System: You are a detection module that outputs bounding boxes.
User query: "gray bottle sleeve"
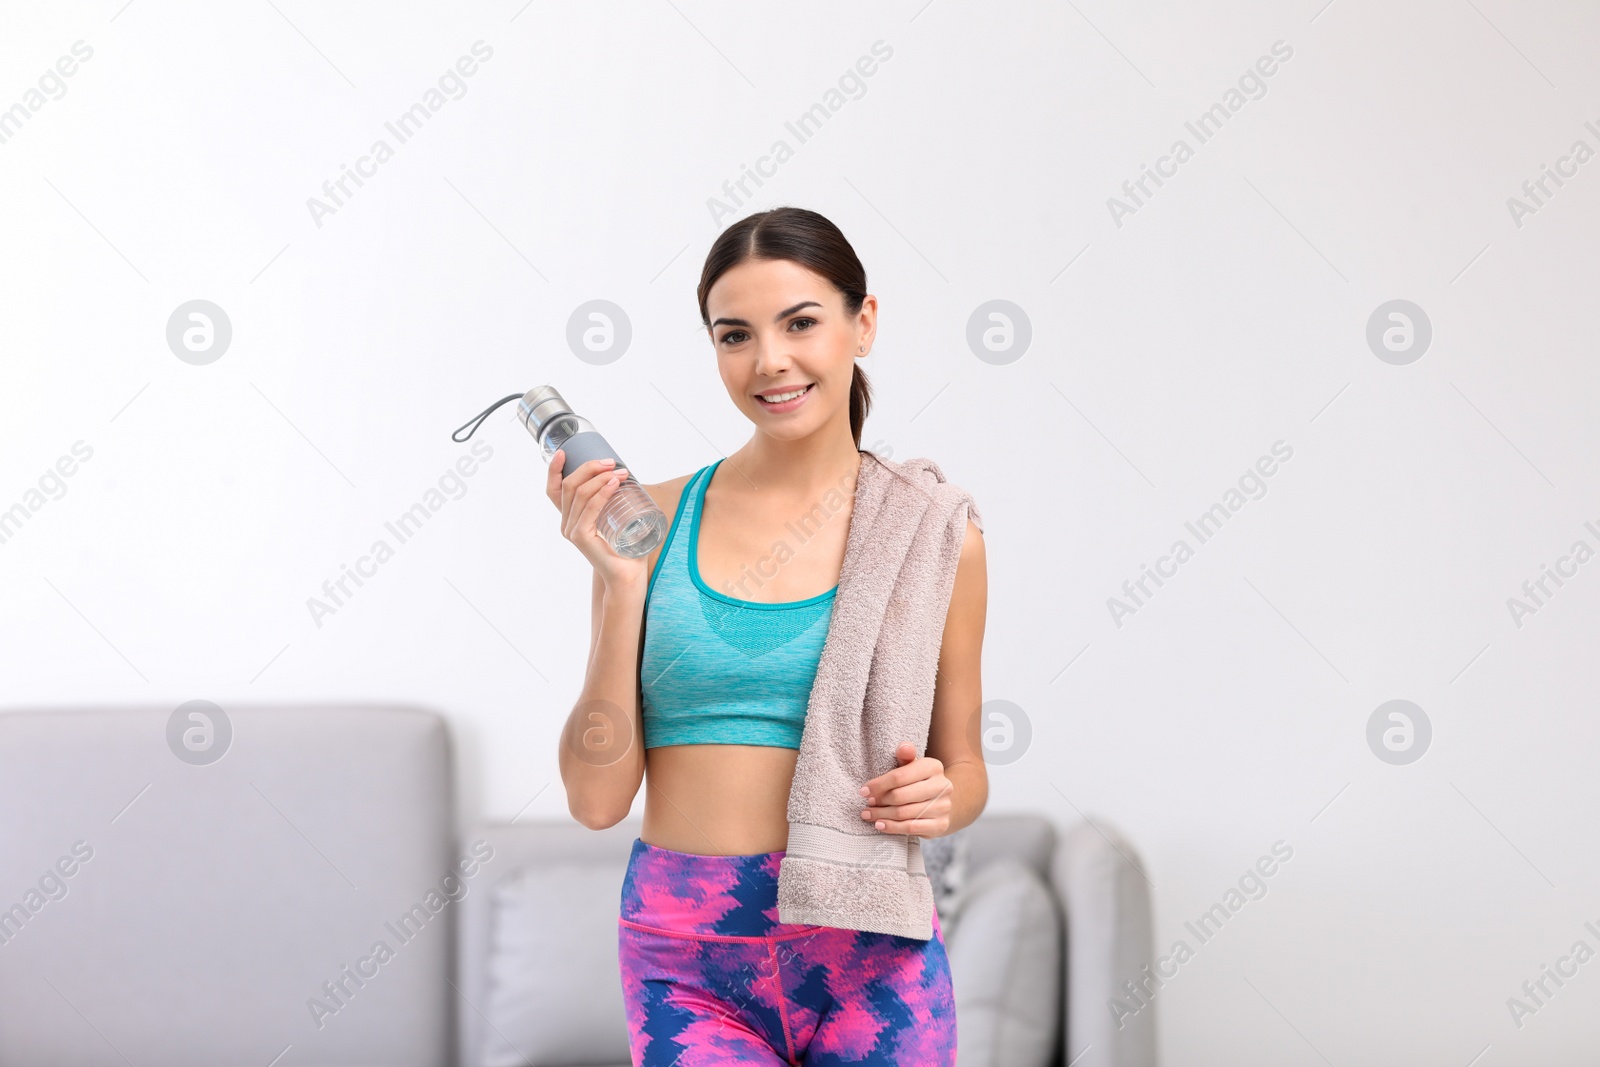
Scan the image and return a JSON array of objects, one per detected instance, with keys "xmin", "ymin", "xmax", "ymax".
[{"xmin": 556, "ymin": 430, "xmax": 627, "ymax": 478}]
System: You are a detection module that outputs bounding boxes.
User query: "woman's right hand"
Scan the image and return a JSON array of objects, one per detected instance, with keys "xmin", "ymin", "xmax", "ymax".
[{"xmin": 545, "ymin": 448, "xmax": 650, "ymax": 591}]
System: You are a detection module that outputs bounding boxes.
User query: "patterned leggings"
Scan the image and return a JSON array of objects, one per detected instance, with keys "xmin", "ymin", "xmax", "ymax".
[{"xmin": 617, "ymin": 837, "xmax": 957, "ymax": 1065}]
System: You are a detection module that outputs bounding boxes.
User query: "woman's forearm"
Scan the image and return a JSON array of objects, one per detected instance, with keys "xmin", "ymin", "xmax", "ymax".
[{"xmin": 560, "ymin": 575, "xmax": 648, "ymax": 828}]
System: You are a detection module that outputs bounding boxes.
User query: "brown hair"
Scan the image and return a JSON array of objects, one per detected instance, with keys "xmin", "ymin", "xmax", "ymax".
[{"xmin": 697, "ymin": 207, "xmax": 874, "ymax": 449}]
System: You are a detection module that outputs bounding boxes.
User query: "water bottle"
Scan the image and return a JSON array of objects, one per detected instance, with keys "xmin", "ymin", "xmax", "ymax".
[{"xmin": 517, "ymin": 386, "xmax": 668, "ymax": 559}]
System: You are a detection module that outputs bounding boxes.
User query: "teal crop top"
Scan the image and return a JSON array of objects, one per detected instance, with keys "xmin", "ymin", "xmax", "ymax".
[{"xmin": 639, "ymin": 457, "xmax": 837, "ymax": 749}]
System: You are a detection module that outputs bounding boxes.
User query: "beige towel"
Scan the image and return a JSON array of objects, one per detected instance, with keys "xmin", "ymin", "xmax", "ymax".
[{"xmin": 778, "ymin": 448, "xmax": 983, "ymax": 940}]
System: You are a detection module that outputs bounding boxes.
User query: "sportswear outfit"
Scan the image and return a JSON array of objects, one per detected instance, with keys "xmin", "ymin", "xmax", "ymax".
[{"xmin": 618, "ymin": 457, "xmax": 957, "ymax": 1065}]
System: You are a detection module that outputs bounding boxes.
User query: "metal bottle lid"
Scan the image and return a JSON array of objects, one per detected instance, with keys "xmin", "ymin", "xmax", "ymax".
[{"xmin": 517, "ymin": 386, "xmax": 572, "ymax": 437}]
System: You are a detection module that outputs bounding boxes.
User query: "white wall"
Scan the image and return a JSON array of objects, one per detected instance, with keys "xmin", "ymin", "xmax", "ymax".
[{"xmin": 3, "ymin": 1, "xmax": 1598, "ymax": 1063}]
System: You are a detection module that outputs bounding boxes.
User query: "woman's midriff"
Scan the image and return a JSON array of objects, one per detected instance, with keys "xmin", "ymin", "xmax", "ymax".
[{"xmin": 640, "ymin": 744, "xmax": 800, "ymax": 855}]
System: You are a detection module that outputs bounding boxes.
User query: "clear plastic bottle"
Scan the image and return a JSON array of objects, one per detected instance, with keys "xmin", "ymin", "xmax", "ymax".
[{"xmin": 518, "ymin": 385, "xmax": 667, "ymax": 559}]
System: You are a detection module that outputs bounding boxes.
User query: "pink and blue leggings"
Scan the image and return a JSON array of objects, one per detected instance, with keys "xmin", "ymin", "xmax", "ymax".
[{"xmin": 617, "ymin": 837, "xmax": 957, "ymax": 1065}]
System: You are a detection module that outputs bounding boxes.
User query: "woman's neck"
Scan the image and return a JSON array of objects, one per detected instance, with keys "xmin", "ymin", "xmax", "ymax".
[{"xmin": 727, "ymin": 433, "xmax": 862, "ymax": 497}]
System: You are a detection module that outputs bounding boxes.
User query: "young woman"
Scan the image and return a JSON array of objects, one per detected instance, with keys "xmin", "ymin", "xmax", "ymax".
[{"xmin": 546, "ymin": 206, "xmax": 987, "ymax": 1066}]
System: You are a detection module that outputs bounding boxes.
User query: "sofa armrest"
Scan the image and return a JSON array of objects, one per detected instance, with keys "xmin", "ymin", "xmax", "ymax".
[{"xmin": 1050, "ymin": 816, "xmax": 1160, "ymax": 1067}]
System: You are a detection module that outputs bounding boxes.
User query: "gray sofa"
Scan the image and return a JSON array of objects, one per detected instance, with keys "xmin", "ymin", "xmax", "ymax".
[{"xmin": 0, "ymin": 705, "xmax": 1158, "ymax": 1066}]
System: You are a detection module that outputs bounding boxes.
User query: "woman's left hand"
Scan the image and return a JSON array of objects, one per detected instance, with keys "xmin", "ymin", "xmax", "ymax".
[{"xmin": 859, "ymin": 741, "xmax": 953, "ymax": 837}]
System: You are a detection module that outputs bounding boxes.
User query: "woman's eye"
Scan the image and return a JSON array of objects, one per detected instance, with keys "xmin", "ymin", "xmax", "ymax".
[{"xmin": 719, "ymin": 319, "xmax": 814, "ymax": 344}]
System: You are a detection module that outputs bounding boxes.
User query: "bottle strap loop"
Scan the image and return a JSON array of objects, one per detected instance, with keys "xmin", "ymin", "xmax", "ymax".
[{"xmin": 451, "ymin": 393, "xmax": 524, "ymax": 442}]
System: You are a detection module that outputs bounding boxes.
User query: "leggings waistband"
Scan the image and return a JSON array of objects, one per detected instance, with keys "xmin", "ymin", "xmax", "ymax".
[{"xmin": 619, "ymin": 837, "xmax": 822, "ymax": 939}]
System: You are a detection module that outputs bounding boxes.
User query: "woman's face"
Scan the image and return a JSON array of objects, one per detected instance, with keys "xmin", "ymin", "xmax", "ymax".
[{"xmin": 704, "ymin": 257, "xmax": 874, "ymax": 441}]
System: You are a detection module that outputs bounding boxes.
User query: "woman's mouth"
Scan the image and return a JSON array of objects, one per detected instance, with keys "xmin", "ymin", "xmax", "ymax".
[{"xmin": 754, "ymin": 383, "xmax": 814, "ymax": 413}]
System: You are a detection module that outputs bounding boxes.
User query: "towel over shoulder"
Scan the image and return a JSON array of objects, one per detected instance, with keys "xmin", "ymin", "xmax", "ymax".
[{"xmin": 778, "ymin": 448, "xmax": 983, "ymax": 940}]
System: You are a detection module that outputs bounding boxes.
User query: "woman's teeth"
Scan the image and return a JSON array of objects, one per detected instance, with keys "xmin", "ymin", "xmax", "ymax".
[{"xmin": 758, "ymin": 385, "xmax": 811, "ymax": 404}]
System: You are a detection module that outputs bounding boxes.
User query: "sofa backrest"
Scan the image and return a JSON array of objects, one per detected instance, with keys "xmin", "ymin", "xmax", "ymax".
[
  {"xmin": 0, "ymin": 705, "xmax": 457, "ymax": 1067},
  {"xmin": 967, "ymin": 810, "xmax": 1057, "ymax": 881}
]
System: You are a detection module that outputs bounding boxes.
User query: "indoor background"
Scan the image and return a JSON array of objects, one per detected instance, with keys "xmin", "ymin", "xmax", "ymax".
[{"xmin": 2, "ymin": 1, "xmax": 1597, "ymax": 1063}]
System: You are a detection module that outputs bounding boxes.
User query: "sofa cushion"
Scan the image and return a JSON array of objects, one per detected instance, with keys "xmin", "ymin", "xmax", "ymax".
[
  {"xmin": 922, "ymin": 829, "xmax": 971, "ymax": 938},
  {"xmin": 947, "ymin": 857, "xmax": 1063, "ymax": 1067},
  {"xmin": 480, "ymin": 861, "xmax": 632, "ymax": 1066}
]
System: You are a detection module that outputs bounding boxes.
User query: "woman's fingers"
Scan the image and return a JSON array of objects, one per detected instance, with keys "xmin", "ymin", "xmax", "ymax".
[
  {"xmin": 543, "ymin": 448, "xmax": 567, "ymax": 506},
  {"xmin": 555, "ymin": 458, "xmax": 618, "ymax": 530},
  {"xmin": 548, "ymin": 454, "xmax": 610, "ymax": 508},
  {"xmin": 868, "ymin": 817, "xmax": 946, "ymax": 836},
  {"xmin": 859, "ymin": 753, "xmax": 940, "ymax": 804},
  {"xmin": 862, "ymin": 800, "xmax": 948, "ymax": 824},
  {"xmin": 559, "ymin": 457, "xmax": 615, "ymax": 506},
  {"xmin": 861, "ymin": 788, "xmax": 951, "ymax": 826},
  {"xmin": 863, "ymin": 777, "xmax": 949, "ymax": 809},
  {"xmin": 573, "ymin": 466, "xmax": 628, "ymax": 541},
  {"xmin": 861, "ymin": 773, "xmax": 952, "ymax": 831}
]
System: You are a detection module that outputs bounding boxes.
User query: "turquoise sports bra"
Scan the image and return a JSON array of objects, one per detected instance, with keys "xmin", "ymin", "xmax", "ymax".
[{"xmin": 639, "ymin": 458, "xmax": 837, "ymax": 749}]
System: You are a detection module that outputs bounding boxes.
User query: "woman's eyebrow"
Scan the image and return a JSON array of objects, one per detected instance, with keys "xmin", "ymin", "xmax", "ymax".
[{"xmin": 711, "ymin": 300, "xmax": 822, "ymax": 329}]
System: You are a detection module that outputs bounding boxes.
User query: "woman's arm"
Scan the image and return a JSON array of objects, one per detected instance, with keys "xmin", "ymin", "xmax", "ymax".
[
  {"xmin": 926, "ymin": 517, "xmax": 989, "ymax": 833},
  {"xmin": 560, "ymin": 566, "xmax": 649, "ymax": 829},
  {"xmin": 859, "ymin": 516, "xmax": 989, "ymax": 836}
]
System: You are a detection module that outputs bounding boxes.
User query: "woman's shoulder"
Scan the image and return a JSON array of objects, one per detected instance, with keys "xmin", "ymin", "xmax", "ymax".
[{"xmin": 639, "ymin": 465, "xmax": 705, "ymax": 519}]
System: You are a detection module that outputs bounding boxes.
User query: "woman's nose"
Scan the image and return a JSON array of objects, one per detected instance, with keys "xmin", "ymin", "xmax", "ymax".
[{"xmin": 752, "ymin": 341, "xmax": 794, "ymax": 375}]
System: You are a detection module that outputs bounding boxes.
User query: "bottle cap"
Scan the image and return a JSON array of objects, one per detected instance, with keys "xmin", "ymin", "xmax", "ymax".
[{"xmin": 517, "ymin": 386, "xmax": 571, "ymax": 437}]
